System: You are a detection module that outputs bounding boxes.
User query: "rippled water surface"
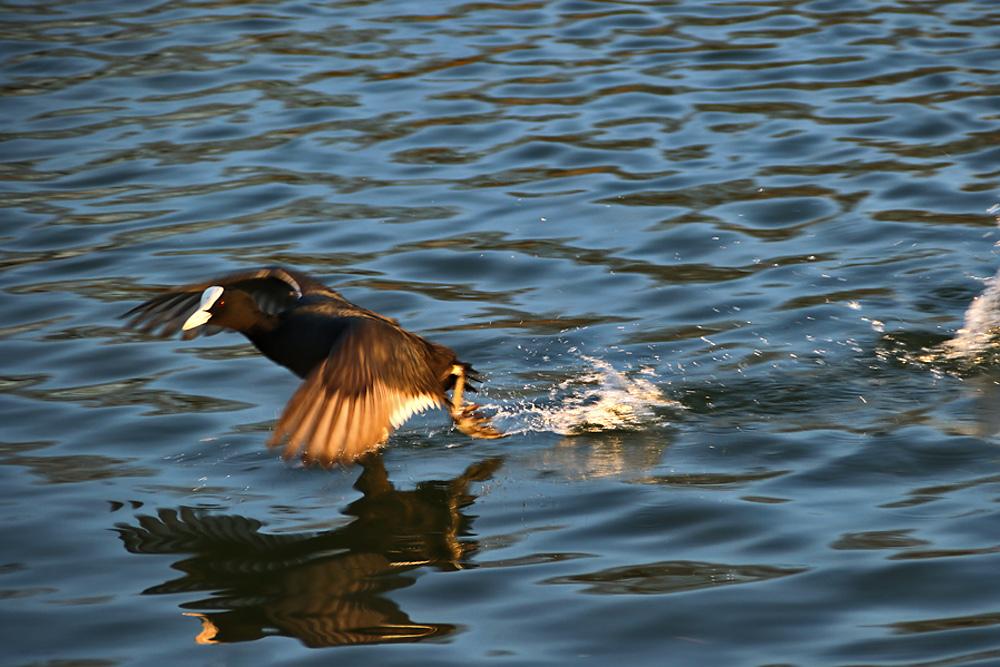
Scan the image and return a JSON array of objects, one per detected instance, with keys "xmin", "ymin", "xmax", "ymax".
[{"xmin": 3, "ymin": 0, "xmax": 1000, "ymax": 664}]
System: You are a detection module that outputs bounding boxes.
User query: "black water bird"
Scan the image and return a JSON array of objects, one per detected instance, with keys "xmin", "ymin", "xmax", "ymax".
[{"xmin": 122, "ymin": 266, "xmax": 503, "ymax": 466}]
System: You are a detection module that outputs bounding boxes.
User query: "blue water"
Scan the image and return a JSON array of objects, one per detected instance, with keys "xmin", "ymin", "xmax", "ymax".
[{"xmin": 3, "ymin": 0, "xmax": 1000, "ymax": 665}]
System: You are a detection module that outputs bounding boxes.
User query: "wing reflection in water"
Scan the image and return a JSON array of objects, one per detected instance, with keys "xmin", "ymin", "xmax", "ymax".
[{"xmin": 114, "ymin": 455, "xmax": 502, "ymax": 647}]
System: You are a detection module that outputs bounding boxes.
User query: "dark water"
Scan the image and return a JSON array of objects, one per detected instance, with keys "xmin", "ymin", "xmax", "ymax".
[{"xmin": 3, "ymin": 0, "xmax": 1000, "ymax": 664}]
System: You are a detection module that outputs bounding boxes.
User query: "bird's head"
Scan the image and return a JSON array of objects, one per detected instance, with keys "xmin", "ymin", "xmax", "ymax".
[{"xmin": 182, "ymin": 286, "xmax": 262, "ymax": 332}]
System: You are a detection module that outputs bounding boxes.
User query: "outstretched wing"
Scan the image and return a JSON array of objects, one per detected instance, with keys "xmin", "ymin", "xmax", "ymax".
[
  {"xmin": 120, "ymin": 266, "xmax": 329, "ymax": 339},
  {"xmin": 266, "ymin": 318, "xmax": 446, "ymax": 466}
]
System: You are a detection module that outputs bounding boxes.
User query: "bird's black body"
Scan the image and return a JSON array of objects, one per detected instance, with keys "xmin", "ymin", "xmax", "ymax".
[{"xmin": 122, "ymin": 266, "xmax": 502, "ymax": 466}]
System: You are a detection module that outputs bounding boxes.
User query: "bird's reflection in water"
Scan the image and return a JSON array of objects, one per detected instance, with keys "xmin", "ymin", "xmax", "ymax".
[{"xmin": 115, "ymin": 455, "xmax": 502, "ymax": 647}]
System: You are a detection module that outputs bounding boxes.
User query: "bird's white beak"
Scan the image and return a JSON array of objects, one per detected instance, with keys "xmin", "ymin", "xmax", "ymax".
[{"xmin": 182, "ymin": 286, "xmax": 224, "ymax": 330}]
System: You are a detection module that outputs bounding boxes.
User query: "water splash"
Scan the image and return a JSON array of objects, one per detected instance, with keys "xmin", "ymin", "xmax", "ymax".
[
  {"xmin": 491, "ymin": 355, "xmax": 676, "ymax": 436},
  {"xmin": 928, "ymin": 206, "xmax": 1000, "ymax": 364},
  {"xmin": 938, "ymin": 270, "xmax": 1000, "ymax": 361}
]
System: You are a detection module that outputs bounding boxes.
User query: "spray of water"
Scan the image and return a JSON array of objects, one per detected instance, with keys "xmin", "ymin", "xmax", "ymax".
[
  {"xmin": 489, "ymin": 355, "xmax": 676, "ymax": 436},
  {"xmin": 936, "ymin": 204, "xmax": 1000, "ymax": 363},
  {"xmin": 940, "ymin": 271, "xmax": 1000, "ymax": 360}
]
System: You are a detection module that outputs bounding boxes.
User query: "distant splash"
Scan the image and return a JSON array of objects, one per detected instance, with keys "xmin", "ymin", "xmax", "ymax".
[
  {"xmin": 902, "ymin": 206, "xmax": 1000, "ymax": 367},
  {"xmin": 489, "ymin": 355, "xmax": 676, "ymax": 436},
  {"xmin": 938, "ymin": 268, "xmax": 1000, "ymax": 361}
]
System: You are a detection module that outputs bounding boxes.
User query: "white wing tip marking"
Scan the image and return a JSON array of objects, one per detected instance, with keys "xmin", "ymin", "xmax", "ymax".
[{"xmin": 390, "ymin": 393, "xmax": 441, "ymax": 428}]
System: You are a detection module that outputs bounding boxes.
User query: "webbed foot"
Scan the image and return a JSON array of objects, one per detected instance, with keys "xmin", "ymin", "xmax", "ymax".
[{"xmin": 453, "ymin": 403, "xmax": 504, "ymax": 439}]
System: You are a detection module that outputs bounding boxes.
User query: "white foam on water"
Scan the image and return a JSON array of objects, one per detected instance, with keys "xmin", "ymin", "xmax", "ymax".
[
  {"xmin": 939, "ymin": 208, "xmax": 1000, "ymax": 360},
  {"xmin": 941, "ymin": 270, "xmax": 1000, "ymax": 359},
  {"xmin": 490, "ymin": 355, "xmax": 676, "ymax": 436}
]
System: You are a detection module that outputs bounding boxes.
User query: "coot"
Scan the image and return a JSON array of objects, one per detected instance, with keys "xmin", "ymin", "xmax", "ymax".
[{"xmin": 122, "ymin": 266, "xmax": 503, "ymax": 466}]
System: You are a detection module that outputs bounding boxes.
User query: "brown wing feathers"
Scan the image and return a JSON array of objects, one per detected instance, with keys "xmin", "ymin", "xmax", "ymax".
[{"xmin": 266, "ymin": 319, "xmax": 445, "ymax": 465}]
